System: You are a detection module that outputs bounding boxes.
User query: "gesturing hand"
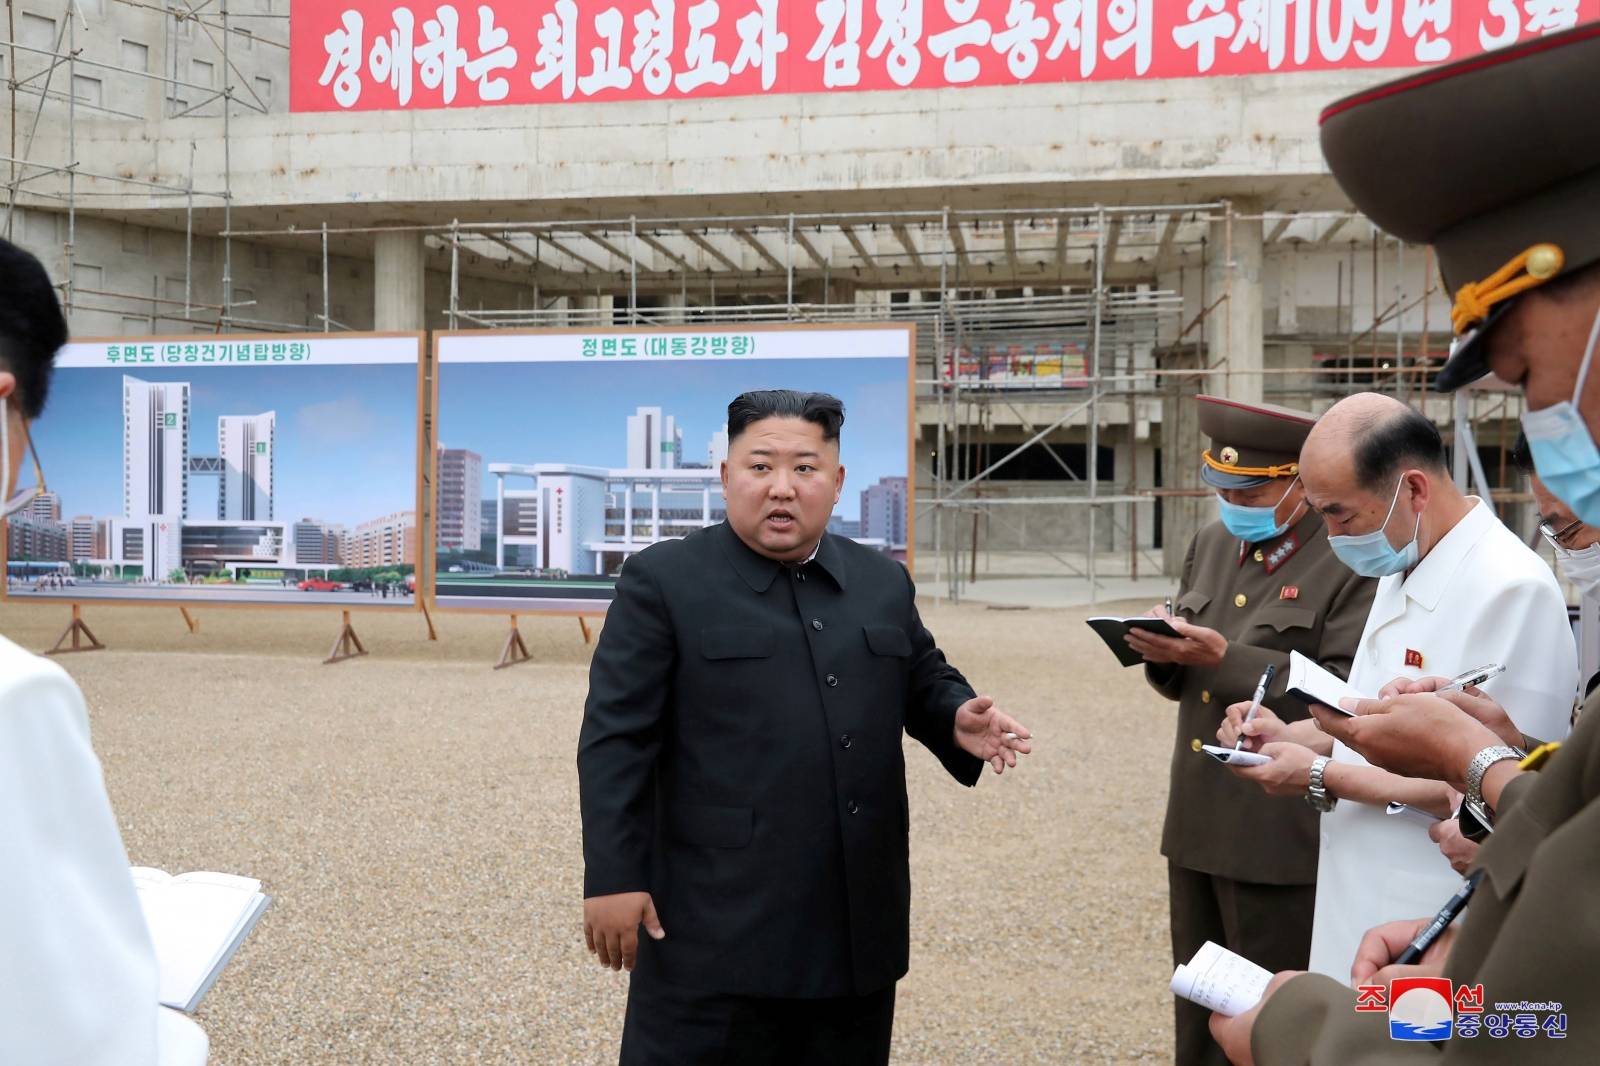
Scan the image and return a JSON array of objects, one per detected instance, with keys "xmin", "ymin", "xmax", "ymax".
[
  {"xmin": 584, "ymin": 891, "xmax": 665, "ymax": 972},
  {"xmin": 953, "ymin": 696, "xmax": 1033, "ymax": 775}
]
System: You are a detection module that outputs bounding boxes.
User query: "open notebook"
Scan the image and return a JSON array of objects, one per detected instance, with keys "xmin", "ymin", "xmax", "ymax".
[{"xmin": 131, "ymin": 867, "xmax": 271, "ymax": 1013}]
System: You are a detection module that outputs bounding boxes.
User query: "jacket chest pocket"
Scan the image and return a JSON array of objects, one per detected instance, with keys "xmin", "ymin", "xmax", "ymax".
[
  {"xmin": 1248, "ymin": 605, "xmax": 1317, "ymax": 650},
  {"xmin": 1176, "ymin": 590, "xmax": 1212, "ymax": 618},
  {"xmin": 863, "ymin": 625, "xmax": 912, "ymax": 658},
  {"xmin": 860, "ymin": 626, "xmax": 913, "ymax": 713},
  {"xmin": 701, "ymin": 625, "xmax": 775, "ymax": 661}
]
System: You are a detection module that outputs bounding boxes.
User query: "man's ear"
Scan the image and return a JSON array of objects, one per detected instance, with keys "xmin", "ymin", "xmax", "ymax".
[
  {"xmin": 1407, "ymin": 469, "xmax": 1431, "ymax": 514},
  {"xmin": 0, "ymin": 370, "xmax": 15, "ymax": 401},
  {"xmin": 833, "ymin": 462, "xmax": 846, "ymax": 505}
]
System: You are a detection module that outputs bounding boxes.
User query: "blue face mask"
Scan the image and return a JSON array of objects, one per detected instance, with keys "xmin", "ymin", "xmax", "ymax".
[
  {"xmin": 1523, "ymin": 306, "xmax": 1600, "ymax": 525},
  {"xmin": 1328, "ymin": 475, "xmax": 1421, "ymax": 578},
  {"xmin": 1216, "ymin": 478, "xmax": 1299, "ymax": 543}
]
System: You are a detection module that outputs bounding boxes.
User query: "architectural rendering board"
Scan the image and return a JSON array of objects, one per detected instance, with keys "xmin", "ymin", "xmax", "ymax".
[
  {"xmin": 2, "ymin": 333, "xmax": 426, "ymax": 610},
  {"xmin": 431, "ymin": 324, "xmax": 914, "ymax": 614}
]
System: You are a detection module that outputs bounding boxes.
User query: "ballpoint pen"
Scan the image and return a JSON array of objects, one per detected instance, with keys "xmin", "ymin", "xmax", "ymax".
[
  {"xmin": 1438, "ymin": 664, "xmax": 1506, "ymax": 693},
  {"xmin": 1235, "ymin": 663, "xmax": 1276, "ymax": 750}
]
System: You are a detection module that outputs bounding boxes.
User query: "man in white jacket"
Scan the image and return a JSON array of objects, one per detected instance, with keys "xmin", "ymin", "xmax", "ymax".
[
  {"xmin": 0, "ymin": 237, "xmax": 206, "ymax": 1065},
  {"xmin": 1219, "ymin": 392, "xmax": 1576, "ymax": 980}
]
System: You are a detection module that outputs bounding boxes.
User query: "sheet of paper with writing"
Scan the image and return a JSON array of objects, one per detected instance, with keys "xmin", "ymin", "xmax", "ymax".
[{"xmin": 1170, "ymin": 941, "xmax": 1274, "ymax": 1017}]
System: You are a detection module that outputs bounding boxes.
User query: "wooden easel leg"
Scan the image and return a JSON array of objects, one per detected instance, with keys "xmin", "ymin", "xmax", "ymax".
[
  {"xmin": 323, "ymin": 610, "xmax": 369, "ymax": 665},
  {"xmin": 577, "ymin": 616, "xmax": 592, "ymax": 645},
  {"xmin": 45, "ymin": 604, "xmax": 106, "ymax": 656},
  {"xmin": 495, "ymin": 614, "xmax": 533, "ymax": 670},
  {"xmin": 180, "ymin": 607, "xmax": 199, "ymax": 634},
  {"xmin": 420, "ymin": 598, "xmax": 438, "ymax": 641}
]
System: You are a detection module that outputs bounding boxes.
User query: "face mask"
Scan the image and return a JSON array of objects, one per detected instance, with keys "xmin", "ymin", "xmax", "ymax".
[
  {"xmin": 1216, "ymin": 478, "xmax": 1299, "ymax": 543},
  {"xmin": 1555, "ymin": 541, "xmax": 1600, "ymax": 601},
  {"xmin": 1328, "ymin": 475, "xmax": 1422, "ymax": 578},
  {"xmin": 1523, "ymin": 306, "xmax": 1600, "ymax": 525}
]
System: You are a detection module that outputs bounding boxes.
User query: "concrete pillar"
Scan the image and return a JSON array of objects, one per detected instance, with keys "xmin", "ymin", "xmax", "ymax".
[
  {"xmin": 1207, "ymin": 199, "xmax": 1265, "ymax": 404},
  {"xmin": 374, "ymin": 229, "xmax": 426, "ymax": 332}
]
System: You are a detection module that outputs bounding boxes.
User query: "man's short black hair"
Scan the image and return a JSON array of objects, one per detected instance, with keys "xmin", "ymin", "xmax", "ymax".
[
  {"xmin": 1351, "ymin": 405, "xmax": 1449, "ymax": 491},
  {"xmin": 727, "ymin": 390, "xmax": 845, "ymax": 444},
  {"xmin": 0, "ymin": 238, "xmax": 67, "ymax": 419}
]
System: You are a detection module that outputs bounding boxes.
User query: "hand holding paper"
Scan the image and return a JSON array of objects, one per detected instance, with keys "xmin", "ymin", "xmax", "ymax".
[{"xmin": 1170, "ymin": 941, "xmax": 1274, "ymax": 1017}]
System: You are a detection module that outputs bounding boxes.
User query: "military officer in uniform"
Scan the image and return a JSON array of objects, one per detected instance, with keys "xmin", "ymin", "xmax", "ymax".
[
  {"xmin": 1209, "ymin": 23, "xmax": 1600, "ymax": 1064},
  {"xmin": 1129, "ymin": 394, "xmax": 1378, "ymax": 1066},
  {"xmin": 577, "ymin": 389, "xmax": 1032, "ymax": 1065}
]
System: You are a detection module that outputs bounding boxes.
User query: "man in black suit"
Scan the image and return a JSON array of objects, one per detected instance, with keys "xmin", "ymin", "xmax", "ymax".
[{"xmin": 578, "ymin": 389, "xmax": 1032, "ymax": 1065}]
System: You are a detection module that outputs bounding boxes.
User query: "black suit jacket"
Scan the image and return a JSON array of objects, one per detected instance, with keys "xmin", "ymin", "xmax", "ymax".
[{"xmin": 578, "ymin": 521, "xmax": 983, "ymax": 998}]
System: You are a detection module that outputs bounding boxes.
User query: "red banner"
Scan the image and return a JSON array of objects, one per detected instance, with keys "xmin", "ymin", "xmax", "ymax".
[{"xmin": 289, "ymin": 0, "xmax": 1599, "ymax": 112}]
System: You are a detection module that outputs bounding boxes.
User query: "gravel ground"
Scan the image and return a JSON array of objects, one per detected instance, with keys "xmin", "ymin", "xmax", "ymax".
[{"xmin": 0, "ymin": 596, "xmax": 1176, "ymax": 1065}]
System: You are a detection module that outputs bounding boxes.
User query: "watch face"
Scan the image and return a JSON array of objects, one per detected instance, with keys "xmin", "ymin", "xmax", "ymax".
[{"xmin": 1459, "ymin": 802, "xmax": 1492, "ymax": 843}]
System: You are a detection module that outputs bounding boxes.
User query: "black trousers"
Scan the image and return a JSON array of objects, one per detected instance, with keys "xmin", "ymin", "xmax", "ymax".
[
  {"xmin": 619, "ymin": 970, "xmax": 896, "ymax": 1066},
  {"xmin": 1168, "ymin": 862, "xmax": 1317, "ymax": 1066}
]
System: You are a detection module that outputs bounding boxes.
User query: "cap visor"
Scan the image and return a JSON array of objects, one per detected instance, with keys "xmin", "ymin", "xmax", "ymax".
[
  {"xmin": 1200, "ymin": 466, "xmax": 1273, "ymax": 490},
  {"xmin": 1433, "ymin": 303, "xmax": 1510, "ymax": 392}
]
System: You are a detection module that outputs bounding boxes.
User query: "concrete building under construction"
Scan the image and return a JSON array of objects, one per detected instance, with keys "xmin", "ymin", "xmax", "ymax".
[{"xmin": 4, "ymin": 1, "xmax": 1556, "ymax": 597}]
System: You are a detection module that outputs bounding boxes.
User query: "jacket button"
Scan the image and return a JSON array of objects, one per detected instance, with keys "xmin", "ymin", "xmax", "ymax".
[
  {"xmin": 846, "ymin": 800, "xmax": 859, "ymax": 814},
  {"xmin": 826, "ymin": 674, "xmax": 839, "ymax": 687},
  {"xmin": 1253, "ymin": 549, "xmax": 1265, "ymax": 562},
  {"xmin": 1201, "ymin": 690, "xmax": 1211, "ymax": 704},
  {"xmin": 840, "ymin": 733, "xmax": 852, "ymax": 749},
  {"xmin": 812, "ymin": 619, "xmax": 824, "ymax": 631},
  {"xmin": 1234, "ymin": 593, "xmax": 1248, "ymax": 608}
]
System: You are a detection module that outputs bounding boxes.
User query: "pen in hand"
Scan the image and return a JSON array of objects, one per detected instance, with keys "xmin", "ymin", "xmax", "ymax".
[
  {"xmin": 1393, "ymin": 869, "xmax": 1483, "ymax": 965},
  {"xmin": 1235, "ymin": 663, "xmax": 1277, "ymax": 751},
  {"xmin": 1437, "ymin": 663, "xmax": 1506, "ymax": 694}
]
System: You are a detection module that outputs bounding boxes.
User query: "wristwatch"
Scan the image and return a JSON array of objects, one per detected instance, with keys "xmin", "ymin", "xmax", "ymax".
[
  {"xmin": 1305, "ymin": 755, "xmax": 1338, "ymax": 813},
  {"xmin": 1460, "ymin": 745, "xmax": 1525, "ymax": 842}
]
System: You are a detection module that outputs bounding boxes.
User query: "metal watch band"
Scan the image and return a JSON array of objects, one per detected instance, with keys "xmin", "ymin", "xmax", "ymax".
[
  {"xmin": 1463, "ymin": 745, "xmax": 1525, "ymax": 824},
  {"xmin": 1306, "ymin": 755, "xmax": 1337, "ymax": 812}
]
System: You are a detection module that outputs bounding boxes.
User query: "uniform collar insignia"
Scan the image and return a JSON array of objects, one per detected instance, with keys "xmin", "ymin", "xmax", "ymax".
[{"xmin": 1263, "ymin": 532, "xmax": 1302, "ymax": 575}]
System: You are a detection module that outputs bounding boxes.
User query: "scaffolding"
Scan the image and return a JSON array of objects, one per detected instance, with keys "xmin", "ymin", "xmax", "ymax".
[
  {"xmin": 3, "ymin": 2, "xmax": 1533, "ymax": 598},
  {"xmin": 220, "ymin": 204, "xmax": 1529, "ymax": 601},
  {"xmin": 3, "ymin": 0, "xmax": 285, "ymax": 329}
]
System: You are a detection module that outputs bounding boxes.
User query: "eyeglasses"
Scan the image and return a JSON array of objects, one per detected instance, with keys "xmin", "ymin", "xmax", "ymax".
[{"xmin": 1539, "ymin": 517, "xmax": 1587, "ymax": 550}]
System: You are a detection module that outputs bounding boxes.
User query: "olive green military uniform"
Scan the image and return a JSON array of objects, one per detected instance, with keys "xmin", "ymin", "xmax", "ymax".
[
  {"xmin": 1254, "ymin": 688, "xmax": 1599, "ymax": 1064},
  {"xmin": 1248, "ymin": 20, "xmax": 1600, "ymax": 1065},
  {"xmin": 1150, "ymin": 396, "xmax": 1379, "ymax": 1066}
]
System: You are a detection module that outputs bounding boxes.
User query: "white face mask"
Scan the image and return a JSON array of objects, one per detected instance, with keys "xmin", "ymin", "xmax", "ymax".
[{"xmin": 1555, "ymin": 541, "xmax": 1600, "ymax": 601}]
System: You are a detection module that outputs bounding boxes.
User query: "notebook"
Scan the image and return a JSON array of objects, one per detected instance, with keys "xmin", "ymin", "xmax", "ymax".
[
  {"xmin": 1283, "ymin": 650, "xmax": 1365, "ymax": 715},
  {"xmin": 131, "ymin": 867, "xmax": 271, "ymax": 1013},
  {"xmin": 1085, "ymin": 616, "xmax": 1182, "ymax": 668},
  {"xmin": 1198, "ymin": 744, "xmax": 1272, "ymax": 767}
]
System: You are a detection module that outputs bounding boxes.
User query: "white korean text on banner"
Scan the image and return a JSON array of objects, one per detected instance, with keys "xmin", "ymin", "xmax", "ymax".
[{"xmin": 292, "ymin": 0, "xmax": 1598, "ymax": 112}]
